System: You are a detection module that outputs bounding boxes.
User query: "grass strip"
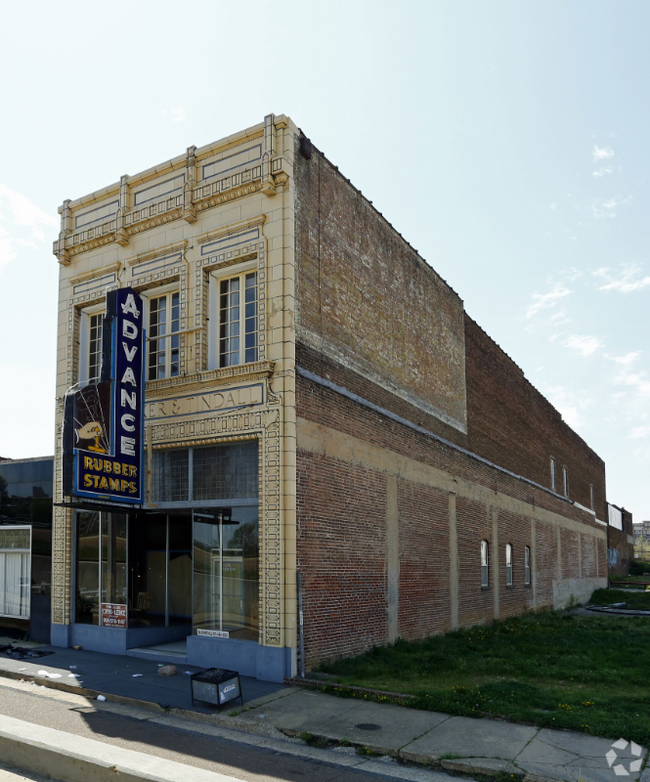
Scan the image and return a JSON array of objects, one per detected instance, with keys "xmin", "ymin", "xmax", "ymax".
[
  {"xmin": 316, "ymin": 610, "xmax": 650, "ymax": 746},
  {"xmin": 589, "ymin": 588, "xmax": 650, "ymax": 610}
]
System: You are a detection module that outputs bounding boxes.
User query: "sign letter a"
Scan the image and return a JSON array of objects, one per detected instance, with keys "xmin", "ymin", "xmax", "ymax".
[{"xmin": 121, "ymin": 293, "xmax": 141, "ymax": 319}]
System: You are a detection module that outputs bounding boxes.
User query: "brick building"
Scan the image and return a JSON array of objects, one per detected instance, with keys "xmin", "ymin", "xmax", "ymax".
[{"xmin": 51, "ymin": 114, "xmax": 608, "ymax": 681}]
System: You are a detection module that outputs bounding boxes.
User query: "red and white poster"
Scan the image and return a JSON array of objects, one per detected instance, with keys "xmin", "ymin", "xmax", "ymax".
[{"xmin": 101, "ymin": 603, "xmax": 127, "ymax": 629}]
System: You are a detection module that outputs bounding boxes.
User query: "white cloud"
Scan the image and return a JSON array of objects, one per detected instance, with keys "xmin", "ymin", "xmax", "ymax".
[
  {"xmin": 526, "ymin": 283, "xmax": 571, "ymax": 319},
  {"xmin": 592, "ymin": 167, "xmax": 614, "ymax": 178},
  {"xmin": 564, "ymin": 334, "xmax": 602, "ymax": 356},
  {"xmin": 0, "ymin": 363, "xmax": 56, "ymax": 457},
  {"xmin": 611, "ymin": 352, "xmax": 641, "ymax": 367},
  {"xmin": 162, "ymin": 106, "xmax": 186, "ymax": 123},
  {"xmin": 593, "ymin": 264, "xmax": 650, "ymax": 293},
  {"xmin": 593, "ymin": 145, "xmax": 614, "ymax": 160},
  {"xmin": 549, "ymin": 310, "xmax": 570, "ymax": 325},
  {"xmin": 0, "ymin": 184, "xmax": 57, "ymax": 272},
  {"xmin": 543, "ymin": 385, "xmax": 594, "ymax": 430},
  {"xmin": 590, "ymin": 195, "xmax": 631, "ymax": 219},
  {"xmin": 628, "ymin": 424, "xmax": 650, "ymax": 440},
  {"xmin": 619, "ymin": 372, "xmax": 650, "ymax": 398}
]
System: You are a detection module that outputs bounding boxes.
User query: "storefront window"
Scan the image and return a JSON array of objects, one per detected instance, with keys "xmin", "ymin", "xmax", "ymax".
[
  {"xmin": 152, "ymin": 450, "xmax": 189, "ymax": 503},
  {"xmin": 76, "ymin": 512, "xmax": 100, "ymax": 624},
  {"xmin": 101, "ymin": 514, "xmax": 127, "ymax": 607},
  {"xmin": 152, "ymin": 441, "xmax": 258, "ymax": 505},
  {"xmin": 193, "ymin": 506, "xmax": 259, "ymax": 641},
  {"xmin": 76, "ymin": 511, "xmax": 128, "ymax": 626},
  {"xmin": 0, "ymin": 526, "xmax": 31, "ymax": 619}
]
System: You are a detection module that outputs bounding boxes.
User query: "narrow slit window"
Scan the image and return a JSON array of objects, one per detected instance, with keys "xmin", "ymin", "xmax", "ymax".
[
  {"xmin": 481, "ymin": 540, "xmax": 489, "ymax": 588},
  {"xmin": 505, "ymin": 543, "xmax": 513, "ymax": 587},
  {"xmin": 550, "ymin": 457, "xmax": 556, "ymax": 491}
]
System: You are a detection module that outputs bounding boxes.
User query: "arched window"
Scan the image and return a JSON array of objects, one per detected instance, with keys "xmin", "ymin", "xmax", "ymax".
[
  {"xmin": 524, "ymin": 546, "xmax": 531, "ymax": 585},
  {"xmin": 505, "ymin": 543, "xmax": 513, "ymax": 587},
  {"xmin": 481, "ymin": 540, "xmax": 489, "ymax": 587}
]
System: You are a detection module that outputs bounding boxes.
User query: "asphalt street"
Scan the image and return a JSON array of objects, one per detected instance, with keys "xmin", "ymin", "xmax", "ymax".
[{"xmin": 0, "ymin": 677, "xmax": 458, "ymax": 782}]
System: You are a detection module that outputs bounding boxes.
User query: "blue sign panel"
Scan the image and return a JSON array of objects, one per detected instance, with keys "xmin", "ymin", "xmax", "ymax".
[{"xmin": 63, "ymin": 288, "xmax": 145, "ymax": 505}]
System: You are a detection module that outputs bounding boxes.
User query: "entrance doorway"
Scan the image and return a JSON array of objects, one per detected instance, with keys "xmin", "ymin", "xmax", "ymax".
[{"xmin": 128, "ymin": 513, "xmax": 192, "ymax": 629}]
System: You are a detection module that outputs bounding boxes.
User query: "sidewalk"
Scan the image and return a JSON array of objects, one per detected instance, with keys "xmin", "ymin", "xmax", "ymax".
[{"xmin": 0, "ymin": 638, "xmax": 647, "ymax": 782}]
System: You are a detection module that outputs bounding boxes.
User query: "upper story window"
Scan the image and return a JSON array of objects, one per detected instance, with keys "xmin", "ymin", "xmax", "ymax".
[
  {"xmin": 590, "ymin": 484, "xmax": 594, "ymax": 510},
  {"xmin": 550, "ymin": 457, "xmax": 556, "ymax": 491},
  {"xmin": 505, "ymin": 543, "xmax": 513, "ymax": 587},
  {"xmin": 219, "ymin": 272, "xmax": 258, "ymax": 367},
  {"xmin": 78, "ymin": 303, "xmax": 105, "ymax": 383},
  {"xmin": 208, "ymin": 262, "xmax": 259, "ymax": 370},
  {"xmin": 88, "ymin": 313, "xmax": 104, "ymax": 381},
  {"xmin": 147, "ymin": 290, "xmax": 180, "ymax": 380},
  {"xmin": 524, "ymin": 546, "xmax": 531, "ymax": 585},
  {"xmin": 562, "ymin": 466, "xmax": 569, "ymax": 497}
]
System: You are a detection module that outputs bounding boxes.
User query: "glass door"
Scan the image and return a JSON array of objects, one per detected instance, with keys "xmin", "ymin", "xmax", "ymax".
[{"xmin": 192, "ymin": 506, "xmax": 259, "ymax": 641}]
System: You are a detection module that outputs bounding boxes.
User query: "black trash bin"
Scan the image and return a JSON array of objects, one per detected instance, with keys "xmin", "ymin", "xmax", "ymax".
[{"xmin": 190, "ymin": 668, "xmax": 243, "ymax": 709}]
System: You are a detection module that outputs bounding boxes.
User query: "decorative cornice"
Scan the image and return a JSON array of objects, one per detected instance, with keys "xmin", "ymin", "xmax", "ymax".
[
  {"xmin": 67, "ymin": 232, "xmax": 117, "ymax": 258},
  {"xmin": 145, "ymin": 361, "xmax": 276, "ymax": 397},
  {"xmin": 70, "ymin": 262, "xmax": 122, "ymax": 287},
  {"xmin": 195, "ymin": 181, "xmax": 270, "ymax": 213},
  {"xmin": 196, "ymin": 215, "xmax": 267, "ymax": 246},
  {"xmin": 127, "ymin": 240, "xmax": 188, "ymax": 268},
  {"xmin": 126, "ymin": 208, "xmax": 184, "ymax": 237}
]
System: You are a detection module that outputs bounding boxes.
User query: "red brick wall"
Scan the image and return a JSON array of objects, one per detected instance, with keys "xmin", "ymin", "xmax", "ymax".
[
  {"xmin": 495, "ymin": 510, "xmax": 534, "ymax": 619},
  {"xmin": 294, "ymin": 141, "xmax": 467, "ymax": 434},
  {"xmin": 397, "ymin": 480, "xmax": 451, "ymax": 638},
  {"xmin": 465, "ymin": 316, "xmax": 607, "ymax": 519},
  {"xmin": 456, "ymin": 497, "xmax": 494, "ymax": 627},
  {"xmin": 296, "ymin": 371, "xmax": 606, "ymax": 668},
  {"xmin": 292, "ymin": 135, "xmax": 608, "ymax": 670},
  {"xmin": 297, "ymin": 449, "xmax": 388, "ymax": 669},
  {"xmin": 535, "ymin": 520, "xmax": 557, "ymax": 607}
]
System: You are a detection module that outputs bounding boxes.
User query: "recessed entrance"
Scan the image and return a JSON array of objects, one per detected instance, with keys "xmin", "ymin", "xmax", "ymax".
[{"xmin": 128, "ymin": 513, "xmax": 192, "ymax": 630}]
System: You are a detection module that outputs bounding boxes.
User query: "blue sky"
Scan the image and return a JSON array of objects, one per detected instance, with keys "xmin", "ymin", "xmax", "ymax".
[{"xmin": 1, "ymin": 1, "xmax": 648, "ymax": 521}]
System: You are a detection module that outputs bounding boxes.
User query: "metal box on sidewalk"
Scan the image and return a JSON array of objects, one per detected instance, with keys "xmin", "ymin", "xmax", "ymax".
[{"xmin": 190, "ymin": 668, "xmax": 243, "ymax": 709}]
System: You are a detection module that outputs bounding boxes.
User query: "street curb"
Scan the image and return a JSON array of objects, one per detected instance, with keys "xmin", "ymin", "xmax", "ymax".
[
  {"xmin": 0, "ymin": 713, "xmax": 240, "ymax": 782},
  {"xmin": 279, "ymin": 726, "xmax": 533, "ymax": 780}
]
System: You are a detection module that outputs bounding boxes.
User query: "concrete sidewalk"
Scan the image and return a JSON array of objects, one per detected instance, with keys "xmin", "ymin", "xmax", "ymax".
[
  {"xmin": 0, "ymin": 639, "xmax": 647, "ymax": 782},
  {"xmin": 237, "ymin": 687, "xmax": 648, "ymax": 782}
]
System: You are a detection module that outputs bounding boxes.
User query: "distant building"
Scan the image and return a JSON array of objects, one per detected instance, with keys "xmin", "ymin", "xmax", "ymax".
[
  {"xmin": 50, "ymin": 114, "xmax": 608, "ymax": 681},
  {"xmin": 633, "ymin": 521, "xmax": 650, "ymax": 560},
  {"xmin": 0, "ymin": 456, "xmax": 53, "ymax": 643}
]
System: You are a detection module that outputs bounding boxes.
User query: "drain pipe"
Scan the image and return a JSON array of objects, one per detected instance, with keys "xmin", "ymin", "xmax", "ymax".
[{"xmin": 297, "ymin": 571, "xmax": 305, "ymax": 678}]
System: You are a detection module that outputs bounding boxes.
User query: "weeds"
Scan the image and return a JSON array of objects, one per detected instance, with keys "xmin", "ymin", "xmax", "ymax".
[{"xmin": 316, "ymin": 610, "xmax": 650, "ymax": 746}]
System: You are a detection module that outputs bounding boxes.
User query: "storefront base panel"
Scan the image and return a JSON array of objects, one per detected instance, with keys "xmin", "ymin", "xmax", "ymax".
[
  {"xmin": 187, "ymin": 635, "xmax": 295, "ymax": 682},
  {"xmin": 30, "ymin": 596, "xmax": 52, "ymax": 644},
  {"xmin": 50, "ymin": 624, "xmax": 189, "ymax": 655}
]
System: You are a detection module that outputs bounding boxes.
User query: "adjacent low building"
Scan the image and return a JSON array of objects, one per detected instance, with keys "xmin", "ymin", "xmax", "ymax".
[
  {"xmin": 606, "ymin": 503, "xmax": 634, "ymax": 577},
  {"xmin": 51, "ymin": 114, "xmax": 608, "ymax": 681},
  {"xmin": 0, "ymin": 456, "xmax": 53, "ymax": 643}
]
